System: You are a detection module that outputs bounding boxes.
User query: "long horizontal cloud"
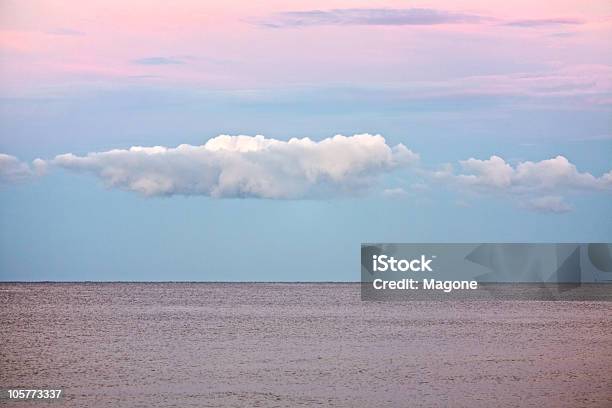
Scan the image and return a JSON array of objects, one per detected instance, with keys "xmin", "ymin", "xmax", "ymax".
[
  {"xmin": 0, "ymin": 154, "xmax": 46, "ymax": 183},
  {"xmin": 259, "ymin": 8, "xmax": 486, "ymax": 28},
  {"xmin": 52, "ymin": 134, "xmax": 418, "ymax": 199},
  {"xmin": 258, "ymin": 8, "xmax": 591, "ymax": 31},
  {"xmin": 505, "ymin": 18, "xmax": 584, "ymax": 28},
  {"xmin": 386, "ymin": 65, "xmax": 612, "ymax": 102},
  {"xmin": 132, "ymin": 57, "xmax": 185, "ymax": 65},
  {"xmin": 251, "ymin": 65, "xmax": 611, "ymax": 111},
  {"xmin": 4, "ymin": 136, "xmax": 610, "ymax": 213}
]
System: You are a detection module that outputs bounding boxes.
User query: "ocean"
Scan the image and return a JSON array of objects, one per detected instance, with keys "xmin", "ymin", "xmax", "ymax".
[{"xmin": 1, "ymin": 283, "xmax": 611, "ymax": 407}]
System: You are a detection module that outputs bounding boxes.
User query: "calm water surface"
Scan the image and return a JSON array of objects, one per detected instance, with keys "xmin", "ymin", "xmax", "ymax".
[{"xmin": 1, "ymin": 283, "xmax": 611, "ymax": 407}]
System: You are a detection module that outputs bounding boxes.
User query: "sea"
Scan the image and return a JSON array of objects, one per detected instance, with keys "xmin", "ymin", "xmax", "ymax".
[{"xmin": 1, "ymin": 283, "xmax": 611, "ymax": 407}]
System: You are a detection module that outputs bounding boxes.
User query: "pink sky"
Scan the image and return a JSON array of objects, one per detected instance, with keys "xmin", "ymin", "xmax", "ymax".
[{"xmin": 1, "ymin": 0, "xmax": 611, "ymax": 96}]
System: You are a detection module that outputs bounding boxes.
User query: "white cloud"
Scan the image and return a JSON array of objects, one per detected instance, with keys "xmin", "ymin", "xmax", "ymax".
[
  {"xmin": 430, "ymin": 154, "xmax": 612, "ymax": 212},
  {"xmin": 382, "ymin": 187, "xmax": 408, "ymax": 199},
  {"xmin": 435, "ymin": 155, "xmax": 612, "ymax": 193},
  {"xmin": 53, "ymin": 134, "xmax": 418, "ymax": 199},
  {"xmin": 0, "ymin": 154, "xmax": 46, "ymax": 183}
]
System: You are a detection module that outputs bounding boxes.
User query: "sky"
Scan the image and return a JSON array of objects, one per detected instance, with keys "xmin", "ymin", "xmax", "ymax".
[{"xmin": 0, "ymin": 0, "xmax": 611, "ymax": 281}]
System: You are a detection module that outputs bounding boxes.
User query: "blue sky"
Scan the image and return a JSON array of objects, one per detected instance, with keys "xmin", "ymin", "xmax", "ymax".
[{"xmin": 0, "ymin": 1, "xmax": 611, "ymax": 281}]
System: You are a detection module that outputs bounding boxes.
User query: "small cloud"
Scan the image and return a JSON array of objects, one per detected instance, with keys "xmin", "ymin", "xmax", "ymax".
[
  {"xmin": 45, "ymin": 28, "xmax": 85, "ymax": 36},
  {"xmin": 521, "ymin": 196, "xmax": 573, "ymax": 213},
  {"xmin": 550, "ymin": 32, "xmax": 576, "ymax": 38},
  {"xmin": 258, "ymin": 8, "xmax": 487, "ymax": 28},
  {"xmin": 433, "ymin": 155, "xmax": 612, "ymax": 192},
  {"xmin": 132, "ymin": 57, "xmax": 185, "ymax": 65},
  {"xmin": 32, "ymin": 159, "xmax": 48, "ymax": 176},
  {"xmin": 383, "ymin": 187, "xmax": 408, "ymax": 199},
  {"xmin": 429, "ymin": 154, "xmax": 612, "ymax": 213},
  {"xmin": 410, "ymin": 182, "xmax": 429, "ymax": 192},
  {"xmin": 505, "ymin": 18, "xmax": 584, "ymax": 28},
  {"xmin": 128, "ymin": 75, "xmax": 163, "ymax": 80},
  {"xmin": 455, "ymin": 199, "xmax": 471, "ymax": 208},
  {"xmin": 0, "ymin": 154, "xmax": 46, "ymax": 183}
]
